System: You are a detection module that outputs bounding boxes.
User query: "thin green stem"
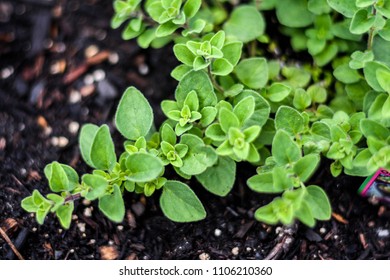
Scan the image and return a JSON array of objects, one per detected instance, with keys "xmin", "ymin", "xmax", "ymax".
[
  {"xmin": 207, "ymin": 65, "xmax": 224, "ymax": 93},
  {"xmin": 367, "ymin": 6, "xmax": 377, "ymax": 50}
]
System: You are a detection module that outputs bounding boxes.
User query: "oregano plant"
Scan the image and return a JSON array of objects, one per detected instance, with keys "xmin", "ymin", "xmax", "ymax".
[{"xmin": 22, "ymin": 0, "xmax": 390, "ymax": 229}]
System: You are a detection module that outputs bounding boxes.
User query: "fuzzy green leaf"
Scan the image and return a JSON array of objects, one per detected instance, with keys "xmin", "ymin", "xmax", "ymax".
[
  {"xmin": 272, "ymin": 130, "xmax": 301, "ymax": 165},
  {"xmin": 79, "ymin": 124, "xmax": 99, "ymax": 168},
  {"xmin": 333, "ymin": 64, "xmax": 361, "ymax": 84},
  {"xmin": 363, "ymin": 61, "xmax": 390, "ymax": 92},
  {"xmin": 175, "ymin": 71, "xmax": 217, "ymax": 108},
  {"xmin": 180, "ymin": 134, "xmax": 218, "ymax": 175},
  {"xmin": 196, "ymin": 157, "xmax": 236, "ymax": 196},
  {"xmin": 360, "ymin": 119, "xmax": 390, "ymax": 140},
  {"xmin": 211, "ymin": 58, "xmax": 234, "ymax": 76},
  {"xmin": 98, "ymin": 185, "xmax": 125, "ymax": 223},
  {"xmin": 376, "ymin": 68, "xmax": 390, "ymax": 94},
  {"xmin": 205, "ymin": 124, "xmax": 226, "ymax": 141},
  {"xmin": 224, "ymin": 5, "xmax": 265, "ymax": 42},
  {"xmin": 234, "ymin": 90, "xmax": 270, "ymax": 128},
  {"xmin": 47, "ymin": 162, "xmax": 69, "ymax": 192},
  {"xmin": 174, "ymin": 44, "xmax": 196, "ymax": 66},
  {"xmin": 275, "ymin": 106, "xmax": 305, "ymax": 136},
  {"xmin": 350, "ymin": 9, "xmax": 376, "ymax": 34},
  {"xmin": 55, "ymin": 203, "xmax": 74, "ymax": 229},
  {"xmin": 199, "ymin": 106, "xmax": 217, "ymax": 127},
  {"xmin": 248, "ymin": 172, "xmax": 283, "ymax": 193},
  {"xmin": 90, "ymin": 125, "xmax": 116, "ymax": 171},
  {"xmin": 254, "ymin": 202, "xmax": 278, "ymax": 225},
  {"xmin": 276, "ymin": 0, "xmax": 313, "ymax": 27},
  {"xmin": 219, "ymin": 107, "xmax": 240, "ymax": 133},
  {"xmin": 327, "ymin": 0, "xmax": 358, "ymax": 18},
  {"xmin": 116, "ymin": 87, "xmax": 153, "ymax": 140},
  {"xmin": 160, "ymin": 181, "xmax": 206, "ymax": 222},
  {"xmin": 83, "ymin": 174, "xmax": 109, "ymax": 201},
  {"xmin": 233, "ymin": 96, "xmax": 255, "ymax": 125},
  {"xmin": 183, "ymin": 0, "xmax": 201, "ymax": 18},
  {"xmin": 268, "ymin": 83, "xmax": 291, "ymax": 102},
  {"xmin": 161, "ymin": 123, "xmax": 177, "ymax": 146},
  {"xmin": 235, "ymin": 58, "xmax": 268, "ymax": 89},
  {"xmin": 126, "ymin": 153, "xmax": 163, "ymax": 182},
  {"xmin": 293, "ymin": 154, "xmax": 321, "ymax": 182},
  {"xmin": 222, "ymin": 42, "xmax": 243, "ymax": 67},
  {"xmin": 304, "ymin": 185, "xmax": 331, "ymax": 220}
]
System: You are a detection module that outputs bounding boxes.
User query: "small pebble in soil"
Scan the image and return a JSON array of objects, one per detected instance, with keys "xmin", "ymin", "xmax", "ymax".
[
  {"xmin": 377, "ymin": 228, "xmax": 390, "ymax": 238},
  {"xmin": 50, "ymin": 136, "xmax": 69, "ymax": 147},
  {"xmin": 80, "ymin": 84, "xmax": 95, "ymax": 97},
  {"xmin": 275, "ymin": 227, "xmax": 283, "ymax": 234},
  {"xmin": 246, "ymin": 247, "xmax": 252, "ymax": 252},
  {"xmin": 84, "ymin": 74, "xmax": 94, "ymax": 85},
  {"xmin": 117, "ymin": 225, "xmax": 124, "ymax": 231},
  {"xmin": 368, "ymin": 221, "xmax": 375, "ymax": 227},
  {"xmin": 44, "ymin": 234, "xmax": 49, "ymax": 238},
  {"xmin": 68, "ymin": 121, "xmax": 80, "ymax": 134},
  {"xmin": 69, "ymin": 90, "xmax": 81, "ymax": 103},
  {"xmin": 72, "ymin": 215, "xmax": 78, "ymax": 220},
  {"xmin": 109, "ymin": 52, "xmax": 119, "ymax": 64},
  {"xmin": 0, "ymin": 137, "xmax": 6, "ymax": 150},
  {"xmin": 32, "ymin": 227, "xmax": 37, "ymax": 232},
  {"xmin": 319, "ymin": 227, "xmax": 327, "ymax": 234},
  {"xmin": 88, "ymin": 239, "xmax": 96, "ymax": 245},
  {"xmin": 85, "ymin": 45, "xmax": 99, "ymax": 58},
  {"xmin": 1, "ymin": 66, "xmax": 14, "ymax": 79},
  {"xmin": 44, "ymin": 126, "xmax": 53, "ymax": 136},
  {"xmin": 138, "ymin": 64, "xmax": 149, "ymax": 75},
  {"xmin": 108, "ymin": 240, "xmax": 114, "ymax": 246},
  {"xmin": 231, "ymin": 247, "xmax": 239, "ymax": 256},
  {"xmin": 77, "ymin": 222, "xmax": 86, "ymax": 233},
  {"xmin": 333, "ymin": 235, "xmax": 339, "ymax": 240},
  {"xmin": 82, "ymin": 199, "xmax": 91, "ymax": 206},
  {"xmin": 83, "ymin": 207, "xmax": 92, "ymax": 217},
  {"xmin": 93, "ymin": 69, "xmax": 106, "ymax": 82},
  {"xmin": 214, "ymin": 228, "xmax": 222, "ymax": 237},
  {"xmin": 99, "ymin": 246, "xmax": 119, "ymax": 260},
  {"xmin": 199, "ymin": 253, "xmax": 210, "ymax": 260},
  {"xmin": 58, "ymin": 229, "xmax": 63, "ymax": 234}
]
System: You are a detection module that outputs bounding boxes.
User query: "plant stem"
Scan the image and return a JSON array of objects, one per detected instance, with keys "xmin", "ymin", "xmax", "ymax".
[
  {"xmin": 64, "ymin": 193, "xmax": 82, "ymax": 203},
  {"xmin": 367, "ymin": 7, "xmax": 377, "ymax": 50},
  {"xmin": 207, "ymin": 65, "xmax": 224, "ymax": 93}
]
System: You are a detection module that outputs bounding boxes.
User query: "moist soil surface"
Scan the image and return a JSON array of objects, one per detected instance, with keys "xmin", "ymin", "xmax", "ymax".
[{"xmin": 1, "ymin": 0, "xmax": 389, "ymax": 260}]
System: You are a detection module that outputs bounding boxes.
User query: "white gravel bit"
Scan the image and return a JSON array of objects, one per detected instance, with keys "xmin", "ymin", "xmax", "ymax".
[
  {"xmin": 85, "ymin": 45, "xmax": 99, "ymax": 58},
  {"xmin": 82, "ymin": 199, "xmax": 91, "ymax": 206},
  {"xmin": 377, "ymin": 228, "xmax": 390, "ymax": 238},
  {"xmin": 93, "ymin": 69, "xmax": 106, "ymax": 82},
  {"xmin": 51, "ymin": 136, "xmax": 69, "ymax": 147},
  {"xmin": 117, "ymin": 225, "xmax": 124, "ymax": 231},
  {"xmin": 108, "ymin": 240, "xmax": 114, "ymax": 246},
  {"xmin": 138, "ymin": 64, "xmax": 149, "ymax": 75},
  {"xmin": 83, "ymin": 207, "xmax": 92, "ymax": 217},
  {"xmin": 246, "ymin": 247, "xmax": 252, "ymax": 252},
  {"xmin": 319, "ymin": 227, "xmax": 327, "ymax": 234},
  {"xmin": 77, "ymin": 222, "xmax": 86, "ymax": 233},
  {"xmin": 214, "ymin": 228, "xmax": 222, "ymax": 237},
  {"xmin": 72, "ymin": 214, "xmax": 78, "ymax": 220},
  {"xmin": 69, "ymin": 90, "xmax": 81, "ymax": 103},
  {"xmin": 199, "ymin": 253, "xmax": 210, "ymax": 260},
  {"xmin": 68, "ymin": 121, "xmax": 80, "ymax": 134},
  {"xmin": 83, "ymin": 74, "xmax": 94, "ymax": 85},
  {"xmin": 88, "ymin": 239, "xmax": 96, "ymax": 245},
  {"xmin": 109, "ymin": 52, "xmax": 119, "ymax": 64},
  {"xmin": 231, "ymin": 247, "xmax": 239, "ymax": 256}
]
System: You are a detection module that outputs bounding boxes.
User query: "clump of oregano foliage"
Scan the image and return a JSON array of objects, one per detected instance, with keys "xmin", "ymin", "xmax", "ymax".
[{"xmin": 22, "ymin": 0, "xmax": 390, "ymax": 229}]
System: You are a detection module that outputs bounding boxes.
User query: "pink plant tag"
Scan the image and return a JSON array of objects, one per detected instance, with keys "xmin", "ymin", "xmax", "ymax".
[{"xmin": 358, "ymin": 168, "xmax": 390, "ymax": 203}]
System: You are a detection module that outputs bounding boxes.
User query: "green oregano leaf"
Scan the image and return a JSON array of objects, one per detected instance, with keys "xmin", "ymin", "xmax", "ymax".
[
  {"xmin": 55, "ymin": 203, "xmax": 74, "ymax": 229},
  {"xmin": 115, "ymin": 87, "xmax": 153, "ymax": 140},
  {"xmin": 98, "ymin": 185, "xmax": 125, "ymax": 223},
  {"xmin": 223, "ymin": 5, "xmax": 265, "ymax": 43},
  {"xmin": 79, "ymin": 124, "xmax": 99, "ymax": 168},
  {"xmin": 196, "ymin": 156, "xmax": 236, "ymax": 196},
  {"xmin": 90, "ymin": 125, "xmax": 117, "ymax": 171},
  {"xmin": 275, "ymin": 106, "xmax": 305, "ymax": 136},
  {"xmin": 235, "ymin": 58, "xmax": 268, "ymax": 89},
  {"xmin": 126, "ymin": 153, "xmax": 164, "ymax": 182},
  {"xmin": 272, "ymin": 130, "xmax": 301, "ymax": 165},
  {"xmin": 160, "ymin": 181, "xmax": 206, "ymax": 222},
  {"xmin": 304, "ymin": 185, "xmax": 331, "ymax": 220}
]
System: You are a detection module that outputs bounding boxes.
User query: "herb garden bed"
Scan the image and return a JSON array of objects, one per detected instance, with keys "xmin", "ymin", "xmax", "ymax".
[{"xmin": 1, "ymin": 0, "xmax": 390, "ymax": 260}]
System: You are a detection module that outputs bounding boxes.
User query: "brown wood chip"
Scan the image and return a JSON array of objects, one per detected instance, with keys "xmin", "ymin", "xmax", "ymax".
[
  {"xmin": 332, "ymin": 212, "xmax": 348, "ymax": 224},
  {"xmin": 99, "ymin": 245, "xmax": 119, "ymax": 260}
]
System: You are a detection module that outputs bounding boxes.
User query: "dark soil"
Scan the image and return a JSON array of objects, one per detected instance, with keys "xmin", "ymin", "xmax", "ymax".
[{"xmin": 1, "ymin": 0, "xmax": 389, "ymax": 260}]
